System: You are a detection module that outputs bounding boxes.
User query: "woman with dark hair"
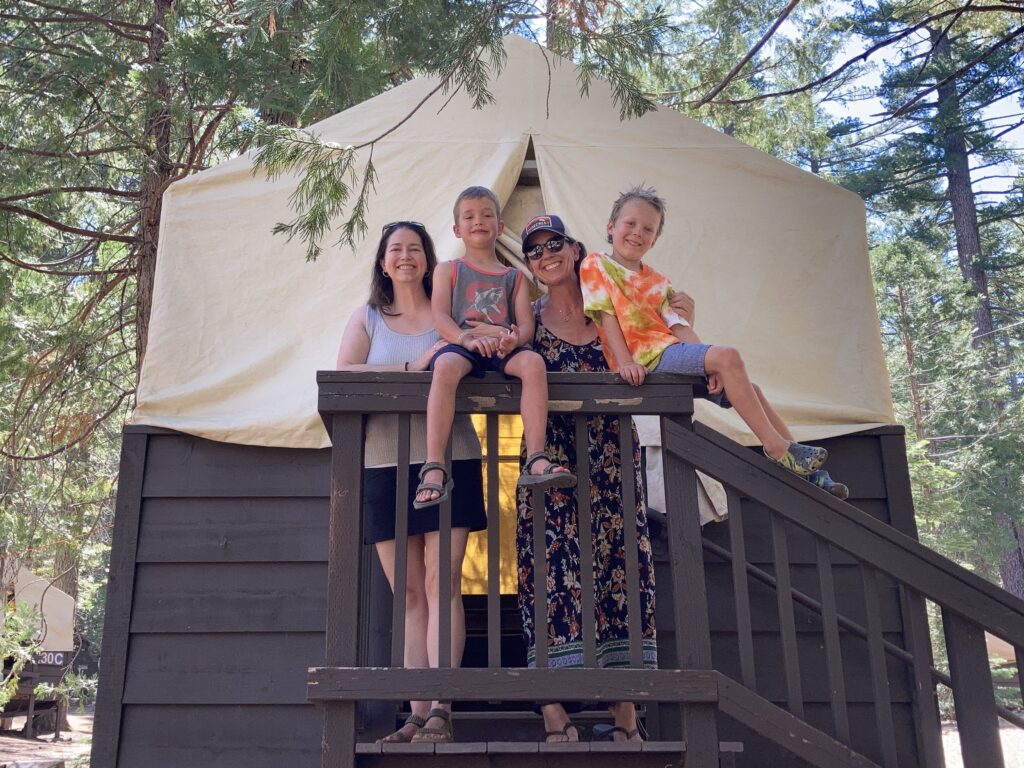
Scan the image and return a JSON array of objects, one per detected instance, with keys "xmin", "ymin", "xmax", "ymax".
[
  {"xmin": 513, "ymin": 215, "xmax": 692, "ymax": 743},
  {"xmin": 337, "ymin": 221, "xmax": 486, "ymax": 743}
]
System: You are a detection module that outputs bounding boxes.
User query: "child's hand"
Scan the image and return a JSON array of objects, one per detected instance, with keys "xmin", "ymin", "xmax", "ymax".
[
  {"xmin": 707, "ymin": 373, "xmax": 724, "ymax": 394},
  {"xmin": 669, "ymin": 290, "xmax": 695, "ymax": 327},
  {"xmin": 618, "ymin": 362, "xmax": 647, "ymax": 387},
  {"xmin": 496, "ymin": 324, "xmax": 520, "ymax": 358},
  {"xmin": 467, "ymin": 335, "xmax": 500, "ymax": 357}
]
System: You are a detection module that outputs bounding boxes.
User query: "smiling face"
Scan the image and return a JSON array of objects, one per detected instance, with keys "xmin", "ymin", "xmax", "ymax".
[
  {"xmin": 379, "ymin": 226, "xmax": 428, "ymax": 284},
  {"xmin": 607, "ymin": 198, "xmax": 662, "ymax": 270},
  {"xmin": 453, "ymin": 195, "xmax": 504, "ymax": 248},
  {"xmin": 525, "ymin": 230, "xmax": 580, "ymax": 288}
]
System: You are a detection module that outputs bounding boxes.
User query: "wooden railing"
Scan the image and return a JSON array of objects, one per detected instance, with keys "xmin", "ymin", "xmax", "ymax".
[{"xmin": 312, "ymin": 371, "xmax": 1024, "ymax": 768}]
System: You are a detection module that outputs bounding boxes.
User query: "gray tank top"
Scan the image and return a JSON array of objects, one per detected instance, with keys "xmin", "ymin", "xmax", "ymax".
[
  {"xmin": 450, "ymin": 259, "xmax": 522, "ymax": 330},
  {"xmin": 362, "ymin": 305, "xmax": 481, "ymax": 468}
]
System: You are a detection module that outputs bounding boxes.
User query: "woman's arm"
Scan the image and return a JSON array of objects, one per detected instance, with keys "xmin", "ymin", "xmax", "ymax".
[
  {"xmin": 336, "ymin": 306, "xmax": 443, "ymax": 371},
  {"xmin": 336, "ymin": 306, "xmax": 375, "ymax": 370}
]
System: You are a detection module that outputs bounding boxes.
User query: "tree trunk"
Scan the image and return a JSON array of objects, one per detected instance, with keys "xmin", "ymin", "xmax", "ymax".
[
  {"xmin": 931, "ymin": 30, "xmax": 1022, "ymax": 598},
  {"xmin": 897, "ymin": 285, "xmax": 926, "ymax": 442},
  {"xmin": 998, "ymin": 515, "xmax": 1024, "ymax": 597},
  {"xmin": 931, "ymin": 30, "xmax": 994, "ymax": 348},
  {"xmin": 136, "ymin": 0, "xmax": 176, "ymax": 377},
  {"xmin": 51, "ymin": 544, "xmax": 79, "ymax": 601}
]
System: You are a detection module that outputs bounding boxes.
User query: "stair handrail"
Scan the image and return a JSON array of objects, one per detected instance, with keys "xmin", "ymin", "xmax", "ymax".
[{"xmin": 663, "ymin": 418, "xmax": 1024, "ymax": 646}]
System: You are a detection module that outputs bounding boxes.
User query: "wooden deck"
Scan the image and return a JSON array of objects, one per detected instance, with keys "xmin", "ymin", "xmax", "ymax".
[{"xmin": 87, "ymin": 372, "xmax": 1024, "ymax": 768}]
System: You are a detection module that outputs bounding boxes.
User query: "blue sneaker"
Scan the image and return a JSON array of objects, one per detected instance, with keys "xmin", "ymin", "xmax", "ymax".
[{"xmin": 807, "ymin": 469, "xmax": 848, "ymax": 500}]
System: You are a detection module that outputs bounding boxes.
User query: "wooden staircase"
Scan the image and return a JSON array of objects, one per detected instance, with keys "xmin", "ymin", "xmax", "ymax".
[{"xmin": 314, "ymin": 372, "xmax": 1024, "ymax": 768}]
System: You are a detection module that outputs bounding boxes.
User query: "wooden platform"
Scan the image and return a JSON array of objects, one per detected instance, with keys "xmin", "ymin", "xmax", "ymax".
[{"xmin": 350, "ymin": 740, "xmax": 743, "ymax": 767}]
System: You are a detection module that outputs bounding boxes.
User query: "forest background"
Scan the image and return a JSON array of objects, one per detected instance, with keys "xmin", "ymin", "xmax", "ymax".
[{"xmin": 2, "ymin": 0, "xmax": 1023, "ymax": 694}]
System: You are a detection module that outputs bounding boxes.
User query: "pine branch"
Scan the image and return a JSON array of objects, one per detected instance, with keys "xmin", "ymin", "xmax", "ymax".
[
  {"xmin": 0, "ymin": 391, "xmax": 133, "ymax": 462},
  {"xmin": 0, "ymin": 187, "xmax": 140, "ymax": 203},
  {"xmin": 0, "ymin": 202, "xmax": 136, "ymax": 243},
  {"xmin": 890, "ymin": 26, "xmax": 1024, "ymax": 118},
  {"xmin": 18, "ymin": 0, "xmax": 151, "ymax": 30},
  {"xmin": 698, "ymin": 5, "xmax": 1024, "ymax": 107},
  {"xmin": 0, "ymin": 250, "xmax": 132, "ymax": 277},
  {"xmin": 693, "ymin": 0, "xmax": 803, "ymax": 108},
  {"xmin": 0, "ymin": 142, "xmax": 140, "ymax": 158}
]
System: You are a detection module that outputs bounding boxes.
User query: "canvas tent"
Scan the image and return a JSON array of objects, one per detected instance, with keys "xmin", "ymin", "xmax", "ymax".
[{"xmin": 131, "ymin": 34, "xmax": 894, "ymax": 449}]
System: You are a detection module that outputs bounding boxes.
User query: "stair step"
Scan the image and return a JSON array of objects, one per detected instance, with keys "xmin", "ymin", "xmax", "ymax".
[{"xmin": 356, "ymin": 740, "xmax": 743, "ymax": 754}]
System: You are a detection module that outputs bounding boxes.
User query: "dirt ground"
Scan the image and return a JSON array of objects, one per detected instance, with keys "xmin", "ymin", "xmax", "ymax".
[
  {"xmin": 0, "ymin": 709, "xmax": 1022, "ymax": 766},
  {"xmin": 942, "ymin": 721, "xmax": 1024, "ymax": 767},
  {"xmin": 0, "ymin": 705, "xmax": 93, "ymax": 768}
]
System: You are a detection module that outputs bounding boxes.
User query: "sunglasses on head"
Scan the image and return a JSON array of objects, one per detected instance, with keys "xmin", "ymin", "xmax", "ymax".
[
  {"xmin": 382, "ymin": 220, "xmax": 425, "ymax": 233},
  {"xmin": 524, "ymin": 236, "xmax": 573, "ymax": 261}
]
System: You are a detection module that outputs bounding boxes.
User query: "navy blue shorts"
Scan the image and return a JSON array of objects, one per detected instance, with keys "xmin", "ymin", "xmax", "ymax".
[{"xmin": 429, "ymin": 344, "xmax": 530, "ymax": 378}]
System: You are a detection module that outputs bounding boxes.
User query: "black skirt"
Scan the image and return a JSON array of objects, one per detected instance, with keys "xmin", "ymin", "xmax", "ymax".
[{"xmin": 362, "ymin": 459, "xmax": 487, "ymax": 544}]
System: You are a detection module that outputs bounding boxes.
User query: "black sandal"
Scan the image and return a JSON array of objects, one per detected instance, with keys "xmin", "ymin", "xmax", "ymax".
[
  {"xmin": 519, "ymin": 452, "xmax": 577, "ymax": 489},
  {"xmin": 544, "ymin": 721, "xmax": 582, "ymax": 743}
]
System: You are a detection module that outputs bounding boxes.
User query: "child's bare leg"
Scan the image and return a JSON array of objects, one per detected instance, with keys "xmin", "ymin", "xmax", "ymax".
[
  {"xmin": 704, "ymin": 347, "xmax": 790, "ymax": 459},
  {"xmin": 753, "ymin": 382, "xmax": 795, "ymax": 442},
  {"xmin": 503, "ymin": 351, "xmax": 568, "ymax": 475},
  {"xmin": 419, "ymin": 352, "xmax": 472, "ymax": 504}
]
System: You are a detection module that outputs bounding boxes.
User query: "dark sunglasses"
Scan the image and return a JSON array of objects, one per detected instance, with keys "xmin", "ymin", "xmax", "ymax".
[
  {"xmin": 524, "ymin": 236, "xmax": 573, "ymax": 261},
  {"xmin": 382, "ymin": 220, "xmax": 425, "ymax": 233}
]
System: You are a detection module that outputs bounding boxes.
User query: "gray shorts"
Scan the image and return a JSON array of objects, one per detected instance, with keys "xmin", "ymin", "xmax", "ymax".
[{"xmin": 653, "ymin": 342, "xmax": 711, "ymax": 376}]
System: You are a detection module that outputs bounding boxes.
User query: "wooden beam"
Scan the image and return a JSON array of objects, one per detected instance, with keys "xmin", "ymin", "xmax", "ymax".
[
  {"xmin": 658, "ymin": 416, "xmax": 718, "ymax": 767},
  {"xmin": 726, "ymin": 489, "xmax": 757, "ymax": 691},
  {"xmin": 324, "ymin": 414, "xmax": 365, "ymax": 768},
  {"xmin": 717, "ymin": 676, "xmax": 881, "ymax": 768},
  {"xmin": 880, "ymin": 433, "xmax": 946, "ymax": 767},
  {"xmin": 317, "ymin": 372, "xmax": 697, "ymax": 416},
  {"xmin": 943, "ymin": 609, "xmax": 1005, "ymax": 768},
  {"xmin": 307, "ymin": 668, "xmax": 719, "ymax": 703},
  {"xmin": 770, "ymin": 512, "xmax": 803, "ymax": 718},
  {"xmin": 90, "ymin": 431, "xmax": 148, "ymax": 768}
]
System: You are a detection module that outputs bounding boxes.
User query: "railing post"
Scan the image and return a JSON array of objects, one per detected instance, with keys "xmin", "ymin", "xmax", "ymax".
[
  {"xmin": 323, "ymin": 414, "xmax": 364, "ymax": 768},
  {"xmin": 661, "ymin": 415, "xmax": 718, "ymax": 767},
  {"xmin": 942, "ymin": 608, "xmax": 1004, "ymax": 768}
]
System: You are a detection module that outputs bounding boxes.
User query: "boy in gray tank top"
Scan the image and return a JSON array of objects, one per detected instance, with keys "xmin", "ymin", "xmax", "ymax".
[{"xmin": 414, "ymin": 186, "xmax": 577, "ymax": 509}]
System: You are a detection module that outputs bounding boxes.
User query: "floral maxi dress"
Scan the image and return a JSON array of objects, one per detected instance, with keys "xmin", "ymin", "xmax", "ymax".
[{"xmin": 517, "ymin": 315, "xmax": 657, "ymax": 669}]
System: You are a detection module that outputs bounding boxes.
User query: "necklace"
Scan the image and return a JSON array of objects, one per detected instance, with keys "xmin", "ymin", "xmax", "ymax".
[{"xmin": 544, "ymin": 298, "xmax": 587, "ymax": 323}]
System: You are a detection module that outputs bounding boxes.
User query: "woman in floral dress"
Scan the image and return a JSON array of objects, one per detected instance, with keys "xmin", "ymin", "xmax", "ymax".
[{"xmin": 512, "ymin": 214, "xmax": 694, "ymax": 743}]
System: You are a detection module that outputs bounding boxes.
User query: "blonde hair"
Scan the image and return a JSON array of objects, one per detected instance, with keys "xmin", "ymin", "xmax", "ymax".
[
  {"xmin": 609, "ymin": 184, "xmax": 667, "ymax": 237},
  {"xmin": 453, "ymin": 186, "xmax": 501, "ymax": 222}
]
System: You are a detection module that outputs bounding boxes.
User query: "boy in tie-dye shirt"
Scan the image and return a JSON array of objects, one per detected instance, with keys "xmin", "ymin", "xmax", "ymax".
[{"xmin": 580, "ymin": 185, "xmax": 848, "ymax": 498}]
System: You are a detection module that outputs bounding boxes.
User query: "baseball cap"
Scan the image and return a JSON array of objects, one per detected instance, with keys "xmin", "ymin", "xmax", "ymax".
[{"xmin": 521, "ymin": 214, "xmax": 572, "ymax": 254}]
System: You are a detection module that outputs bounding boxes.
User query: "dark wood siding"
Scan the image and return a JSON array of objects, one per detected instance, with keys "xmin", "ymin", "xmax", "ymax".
[
  {"xmin": 95, "ymin": 425, "xmax": 921, "ymax": 768},
  {"xmin": 94, "ymin": 428, "xmax": 330, "ymax": 768}
]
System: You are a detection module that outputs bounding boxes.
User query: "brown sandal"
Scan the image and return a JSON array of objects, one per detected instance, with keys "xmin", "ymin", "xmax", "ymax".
[
  {"xmin": 410, "ymin": 708, "xmax": 453, "ymax": 743},
  {"xmin": 377, "ymin": 713, "xmax": 427, "ymax": 743}
]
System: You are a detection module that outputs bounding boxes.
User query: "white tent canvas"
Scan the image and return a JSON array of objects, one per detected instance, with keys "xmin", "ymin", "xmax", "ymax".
[{"xmin": 131, "ymin": 35, "xmax": 894, "ymax": 448}]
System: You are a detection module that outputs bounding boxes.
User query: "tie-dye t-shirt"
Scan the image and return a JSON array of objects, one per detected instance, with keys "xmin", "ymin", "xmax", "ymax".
[{"xmin": 580, "ymin": 252, "xmax": 688, "ymax": 371}]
